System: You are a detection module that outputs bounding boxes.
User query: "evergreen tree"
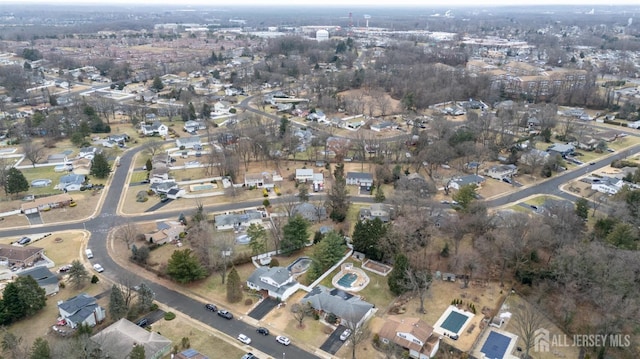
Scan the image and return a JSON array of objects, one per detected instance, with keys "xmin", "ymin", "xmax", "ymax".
[
  {"xmin": 14, "ymin": 275, "xmax": 46, "ymax": 317},
  {"xmin": 1, "ymin": 282, "xmax": 26, "ymax": 324},
  {"xmin": 145, "ymin": 158, "xmax": 153, "ymax": 172},
  {"xmin": 351, "ymin": 218, "xmax": 387, "ymax": 261},
  {"xmin": 67, "ymin": 260, "xmax": 89, "ymax": 289},
  {"xmin": 374, "ymin": 184, "xmax": 386, "ymax": 203},
  {"xmin": 108, "ymin": 285, "xmax": 128, "ymax": 320},
  {"xmin": 226, "ymin": 267, "xmax": 242, "ymax": 303},
  {"xmin": 281, "ymin": 215, "xmax": 310, "ymax": 255},
  {"xmin": 151, "ymin": 76, "xmax": 164, "ymax": 91},
  {"xmin": 388, "ymin": 254, "xmax": 410, "ymax": 296},
  {"xmin": 30, "ymin": 337, "xmax": 51, "ymax": 359},
  {"xmin": 90, "ymin": 152, "xmax": 111, "ymax": 179},
  {"xmin": 5, "ymin": 168, "xmax": 29, "ymax": 195},
  {"xmin": 452, "ymin": 184, "xmax": 478, "ymax": 212},
  {"xmin": 201, "ymin": 103, "xmax": 211, "ymax": 118},
  {"xmin": 137, "ymin": 283, "xmax": 155, "ymax": 312},
  {"xmin": 166, "ymin": 249, "xmax": 206, "ymax": 284},
  {"xmin": 575, "ymin": 198, "xmax": 589, "ymax": 220},
  {"xmin": 129, "ymin": 344, "xmax": 146, "ymax": 359},
  {"xmin": 308, "ymin": 232, "xmax": 347, "ymax": 282},
  {"xmin": 246, "ymin": 223, "xmax": 266, "ymax": 255},
  {"xmin": 327, "ymin": 163, "xmax": 350, "ymax": 222},
  {"xmin": 298, "ymin": 184, "xmax": 310, "ymax": 202}
]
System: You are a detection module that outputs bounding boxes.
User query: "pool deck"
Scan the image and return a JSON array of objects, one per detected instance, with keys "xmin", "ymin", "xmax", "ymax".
[
  {"xmin": 433, "ymin": 305, "xmax": 474, "ymax": 337},
  {"xmin": 331, "ymin": 266, "xmax": 370, "ymax": 292}
]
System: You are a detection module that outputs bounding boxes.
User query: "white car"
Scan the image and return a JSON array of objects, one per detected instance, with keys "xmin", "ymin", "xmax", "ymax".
[
  {"xmin": 237, "ymin": 334, "xmax": 251, "ymax": 345},
  {"xmin": 276, "ymin": 335, "xmax": 291, "ymax": 346},
  {"xmin": 93, "ymin": 264, "xmax": 104, "ymax": 273},
  {"xmin": 85, "ymin": 249, "xmax": 93, "ymax": 259},
  {"xmin": 340, "ymin": 329, "xmax": 352, "ymax": 341}
]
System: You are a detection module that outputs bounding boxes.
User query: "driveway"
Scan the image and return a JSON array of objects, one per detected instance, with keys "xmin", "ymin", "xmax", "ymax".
[
  {"xmin": 25, "ymin": 212, "xmax": 43, "ymax": 225},
  {"xmin": 319, "ymin": 325, "xmax": 347, "ymax": 355},
  {"xmin": 248, "ymin": 297, "xmax": 279, "ymax": 320},
  {"xmin": 145, "ymin": 199, "xmax": 173, "ymax": 212}
]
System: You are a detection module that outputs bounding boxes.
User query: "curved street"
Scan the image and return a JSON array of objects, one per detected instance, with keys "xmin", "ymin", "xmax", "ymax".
[{"xmin": 1, "ymin": 96, "xmax": 639, "ymax": 359}]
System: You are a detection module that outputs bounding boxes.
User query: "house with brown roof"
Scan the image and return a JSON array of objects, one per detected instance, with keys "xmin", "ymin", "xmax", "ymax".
[
  {"xmin": 378, "ymin": 317, "xmax": 440, "ymax": 359},
  {"xmin": 0, "ymin": 244, "xmax": 44, "ymax": 269},
  {"xmin": 21, "ymin": 193, "xmax": 73, "ymax": 214},
  {"xmin": 144, "ymin": 221, "xmax": 185, "ymax": 245}
]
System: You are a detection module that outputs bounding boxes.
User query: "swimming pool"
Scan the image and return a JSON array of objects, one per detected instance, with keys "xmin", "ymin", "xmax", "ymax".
[
  {"xmin": 287, "ymin": 257, "xmax": 312, "ymax": 275},
  {"xmin": 337, "ymin": 273, "xmax": 358, "ymax": 288},
  {"xmin": 190, "ymin": 184, "xmax": 216, "ymax": 192},
  {"xmin": 441, "ymin": 310, "xmax": 470, "ymax": 333},
  {"xmin": 434, "ymin": 306, "xmax": 474, "ymax": 337},
  {"xmin": 31, "ymin": 179, "xmax": 52, "ymax": 187}
]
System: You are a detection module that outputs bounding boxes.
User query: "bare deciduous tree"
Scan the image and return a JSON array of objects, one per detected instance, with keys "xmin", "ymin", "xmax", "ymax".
[{"xmin": 22, "ymin": 139, "xmax": 45, "ymax": 167}]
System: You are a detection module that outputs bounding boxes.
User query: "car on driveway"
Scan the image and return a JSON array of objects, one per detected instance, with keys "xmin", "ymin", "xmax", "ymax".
[
  {"xmin": 241, "ymin": 353, "xmax": 259, "ymax": 359},
  {"xmin": 136, "ymin": 318, "xmax": 148, "ymax": 327},
  {"xmin": 205, "ymin": 304, "xmax": 218, "ymax": 312},
  {"xmin": 18, "ymin": 237, "xmax": 31, "ymax": 245},
  {"xmin": 217, "ymin": 309, "xmax": 233, "ymax": 320},
  {"xmin": 237, "ymin": 334, "xmax": 252, "ymax": 345},
  {"xmin": 256, "ymin": 327, "xmax": 269, "ymax": 336},
  {"xmin": 92, "ymin": 264, "xmax": 104, "ymax": 273},
  {"xmin": 340, "ymin": 329, "xmax": 352, "ymax": 341},
  {"xmin": 276, "ymin": 335, "xmax": 291, "ymax": 346}
]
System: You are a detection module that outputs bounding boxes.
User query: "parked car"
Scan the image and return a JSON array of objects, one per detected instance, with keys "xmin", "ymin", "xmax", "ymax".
[
  {"xmin": 136, "ymin": 318, "xmax": 148, "ymax": 327},
  {"xmin": 217, "ymin": 310, "xmax": 233, "ymax": 320},
  {"xmin": 85, "ymin": 249, "xmax": 93, "ymax": 259},
  {"xmin": 92, "ymin": 264, "xmax": 104, "ymax": 273},
  {"xmin": 340, "ymin": 329, "xmax": 352, "ymax": 341},
  {"xmin": 237, "ymin": 334, "xmax": 251, "ymax": 345},
  {"xmin": 205, "ymin": 304, "xmax": 218, "ymax": 312},
  {"xmin": 18, "ymin": 237, "xmax": 31, "ymax": 245},
  {"xmin": 256, "ymin": 327, "xmax": 269, "ymax": 336},
  {"xmin": 275, "ymin": 335, "xmax": 291, "ymax": 346},
  {"xmin": 58, "ymin": 264, "xmax": 72, "ymax": 273},
  {"xmin": 241, "ymin": 353, "xmax": 258, "ymax": 359}
]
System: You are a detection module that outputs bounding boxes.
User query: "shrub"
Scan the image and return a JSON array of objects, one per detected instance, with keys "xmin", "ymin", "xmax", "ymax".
[
  {"xmin": 269, "ymin": 258, "xmax": 280, "ymax": 267},
  {"xmin": 263, "ymin": 199, "xmax": 270, "ymax": 207},
  {"xmin": 326, "ymin": 313, "xmax": 338, "ymax": 325},
  {"xmin": 164, "ymin": 312, "xmax": 176, "ymax": 321},
  {"xmin": 150, "ymin": 303, "xmax": 159, "ymax": 311},
  {"xmin": 59, "ymin": 282, "xmax": 66, "ymax": 289},
  {"xmin": 91, "ymin": 275, "xmax": 99, "ymax": 284},
  {"xmin": 244, "ymin": 298, "xmax": 253, "ymax": 306}
]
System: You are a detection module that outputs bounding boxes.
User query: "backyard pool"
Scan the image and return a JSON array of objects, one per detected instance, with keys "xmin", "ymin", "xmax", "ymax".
[
  {"xmin": 337, "ymin": 273, "xmax": 358, "ymax": 288},
  {"xmin": 189, "ymin": 183, "xmax": 217, "ymax": 192},
  {"xmin": 31, "ymin": 179, "xmax": 52, "ymax": 188},
  {"xmin": 434, "ymin": 306, "xmax": 474, "ymax": 337},
  {"xmin": 287, "ymin": 256, "xmax": 312, "ymax": 275},
  {"xmin": 331, "ymin": 263, "xmax": 370, "ymax": 292}
]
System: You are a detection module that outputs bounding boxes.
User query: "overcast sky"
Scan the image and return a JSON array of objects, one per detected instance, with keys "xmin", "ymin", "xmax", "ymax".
[{"xmin": 8, "ymin": 0, "xmax": 640, "ymax": 7}]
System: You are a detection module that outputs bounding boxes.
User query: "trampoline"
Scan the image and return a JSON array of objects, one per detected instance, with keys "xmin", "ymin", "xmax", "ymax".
[
  {"xmin": 441, "ymin": 310, "xmax": 470, "ymax": 334},
  {"xmin": 481, "ymin": 331, "xmax": 512, "ymax": 359}
]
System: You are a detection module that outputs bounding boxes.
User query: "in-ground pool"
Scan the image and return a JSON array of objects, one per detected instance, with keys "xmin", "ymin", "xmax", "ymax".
[
  {"xmin": 434, "ymin": 306, "xmax": 474, "ymax": 337},
  {"xmin": 331, "ymin": 263, "xmax": 370, "ymax": 292},
  {"xmin": 287, "ymin": 257, "xmax": 312, "ymax": 275},
  {"xmin": 337, "ymin": 273, "xmax": 358, "ymax": 288},
  {"xmin": 190, "ymin": 183, "xmax": 216, "ymax": 192}
]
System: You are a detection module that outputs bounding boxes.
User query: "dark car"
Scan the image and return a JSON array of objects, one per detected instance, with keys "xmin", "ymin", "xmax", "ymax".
[
  {"xmin": 18, "ymin": 237, "xmax": 31, "ymax": 245},
  {"xmin": 205, "ymin": 304, "xmax": 218, "ymax": 312},
  {"xmin": 241, "ymin": 353, "xmax": 258, "ymax": 359},
  {"xmin": 256, "ymin": 327, "xmax": 269, "ymax": 336},
  {"xmin": 217, "ymin": 310, "xmax": 233, "ymax": 320},
  {"xmin": 136, "ymin": 318, "xmax": 148, "ymax": 327}
]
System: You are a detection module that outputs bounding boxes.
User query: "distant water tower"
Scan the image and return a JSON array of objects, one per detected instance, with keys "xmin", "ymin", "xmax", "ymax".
[{"xmin": 316, "ymin": 29, "xmax": 329, "ymax": 41}]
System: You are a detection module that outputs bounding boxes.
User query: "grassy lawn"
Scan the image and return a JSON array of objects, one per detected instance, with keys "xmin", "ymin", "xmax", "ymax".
[
  {"xmin": 171, "ymin": 168, "xmax": 208, "ymax": 181},
  {"xmin": 608, "ymin": 135, "xmax": 640, "ymax": 151},
  {"xmin": 129, "ymin": 171, "xmax": 148, "ymax": 184},
  {"xmin": 21, "ymin": 166, "xmax": 66, "ymax": 196}
]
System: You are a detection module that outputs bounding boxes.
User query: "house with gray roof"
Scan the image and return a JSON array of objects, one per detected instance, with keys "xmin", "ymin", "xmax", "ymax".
[
  {"xmin": 214, "ymin": 211, "xmax": 263, "ymax": 231},
  {"xmin": 176, "ymin": 136, "xmax": 202, "ymax": 149},
  {"xmin": 448, "ymin": 174, "xmax": 485, "ymax": 191},
  {"xmin": 547, "ymin": 143, "xmax": 575, "ymax": 157},
  {"xmin": 91, "ymin": 318, "xmax": 171, "ymax": 359},
  {"xmin": 484, "ymin": 164, "xmax": 518, "ymax": 180},
  {"xmin": 141, "ymin": 121, "xmax": 168, "ymax": 137},
  {"xmin": 58, "ymin": 293, "xmax": 106, "ymax": 328},
  {"xmin": 150, "ymin": 181, "xmax": 178, "ymax": 195},
  {"xmin": 346, "ymin": 172, "xmax": 374, "ymax": 187},
  {"xmin": 359, "ymin": 203, "xmax": 391, "ymax": 223},
  {"xmin": 56, "ymin": 174, "xmax": 86, "ymax": 192},
  {"xmin": 302, "ymin": 285, "xmax": 375, "ymax": 328},
  {"xmin": 17, "ymin": 266, "xmax": 59, "ymax": 295},
  {"xmin": 291, "ymin": 202, "xmax": 327, "ymax": 222},
  {"xmin": 246, "ymin": 266, "xmax": 299, "ymax": 300}
]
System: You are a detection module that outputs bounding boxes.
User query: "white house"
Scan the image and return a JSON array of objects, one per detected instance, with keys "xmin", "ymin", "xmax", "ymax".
[
  {"xmin": 141, "ymin": 121, "xmax": 168, "ymax": 137},
  {"xmin": 295, "ymin": 168, "xmax": 314, "ymax": 182},
  {"xmin": 246, "ymin": 266, "xmax": 299, "ymax": 301},
  {"xmin": 484, "ymin": 164, "xmax": 518, "ymax": 180},
  {"xmin": 150, "ymin": 167, "xmax": 171, "ymax": 184},
  {"xmin": 57, "ymin": 293, "xmax": 106, "ymax": 329},
  {"xmin": 56, "ymin": 174, "xmax": 86, "ymax": 192},
  {"xmin": 379, "ymin": 317, "xmax": 440, "ymax": 359},
  {"xmin": 78, "ymin": 146, "xmax": 98, "ymax": 159},
  {"xmin": 313, "ymin": 173, "xmax": 324, "ymax": 192},
  {"xmin": 591, "ymin": 176, "xmax": 625, "ymax": 195},
  {"xmin": 346, "ymin": 172, "xmax": 374, "ymax": 187},
  {"xmin": 214, "ymin": 211, "xmax": 263, "ymax": 231},
  {"xmin": 448, "ymin": 174, "xmax": 485, "ymax": 190},
  {"xmin": 176, "ymin": 136, "xmax": 202, "ymax": 149},
  {"xmin": 244, "ymin": 172, "xmax": 282, "ymax": 189},
  {"xmin": 183, "ymin": 120, "xmax": 206, "ymax": 133}
]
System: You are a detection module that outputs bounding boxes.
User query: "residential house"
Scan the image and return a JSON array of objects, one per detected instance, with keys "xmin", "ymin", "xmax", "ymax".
[
  {"xmin": 107, "ymin": 133, "xmax": 129, "ymax": 144},
  {"xmin": 152, "ymin": 153, "xmax": 171, "ymax": 167},
  {"xmin": 71, "ymin": 158, "xmax": 92, "ymax": 175},
  {"xmin": 183, "ymin": 120, "xmax": 206, "ymax": 133},
  {"xmin": 166, "ymin": 187, "xmax": 186, "ymax": 199},
  {"xmin": 0, "ymin": 244, "xmax": 44, "ymax": 268},
  {"xmin": 213, "ymin": 101, "xmax": 232, "ymax": 115},
  {"xmin": 295, "ymin": 168, "xmax": 314, "ymax": 183},
  {"xmin": 346, "ymin": 172, "xmax": 374, "ymax": 188},
  {"xmin": 313, "ymin": 173, "xmax": 325, "ymax": 192},
  {"xmin": 56, "ymin": 174, "xmax": 86, "ymax": 192},
  {"xmin": 291, "ymin": 202, "xmax": 327, "ymax": 222},
  {"xmin": 359, "ymin": 203, "xmax": 391, "ymax": 223},
  {"xmin": 378, "ymin": 317, "xmax": 440, "ymax": 359},
  {"xmin": 301, "ymin": 285, "xmax": 375, "ymax": 328},
  {"xmin": 17, "ymin": 266, "xmax": 59, "ymax": 295},
  {"xmin": 176, "ymin": 136, "xmax": 202, "ymax": 149},
  {"xmin": 58, "ymin": 293, "xmax": 106, "ymax": 328},
  {"xmin": 150, "ymin": 167, "xmax": 170, "ymax": 184},
  {"xmin": 47, "ymin": 153, "xmax": 69, "ymax": 164},
  {"xmin": 484, "ymin": 164, "xmax": 518, "ymax": 180},
  {"xmin": 144, "ymin": 221, "xmax": 185, "ymax": 245},
  {"xmin": 244, "ymin": 172, "xmax": 282, "ymax": 189},
  {"xmin": 21, "ymin": 193, "xmax": 72, "ymax": 215},
  {"xmin": 591, "ymin": 176, "xmax": 625, "ymax": 195},
  {"xmin": 246, "ymin": 266, "xmax": 299, "ymax": 301},
  {"xmin": 214, "ymin": 211, "xmax": 263, "ymax": 231},
  {"xmin": 90, "ymin": 319, "xmax": 172, "ymax": 359},
  {"xmin": 370, "ymin": 121, "xmax": 398, "ymax": 132},
  {"xmin": 448, "ymin": 175, "xmax": 485, "ymax": 190},
  {"xmin": 547, "ymin": 143, "xmax": 575, "ymax": 158},
  {"xmin": 395, "ymin": 173, "xmax": 433, "ymax": 198},
  {"xmin": 150, "ymin": 181, "xmax": 178, "ymax": 195},
  {"xmin": 141, "ymin": 121, "xmax": 168, "ymax": 137}
]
